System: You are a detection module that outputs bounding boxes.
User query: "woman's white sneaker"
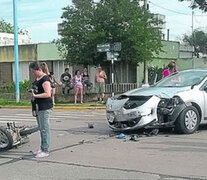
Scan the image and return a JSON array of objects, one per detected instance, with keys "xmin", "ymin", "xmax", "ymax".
[
  {"xmin": 32, "ymin": 149, "xmax": 42, "ymax": 155},
  {"xmin": 35, "ymin": 151, "xmax": 49, "ymax": 158}
]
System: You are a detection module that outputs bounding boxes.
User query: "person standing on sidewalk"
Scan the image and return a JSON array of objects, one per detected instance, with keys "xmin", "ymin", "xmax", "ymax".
[
  {"xmin": 95, "ymin": 65, "xmax": 107, "ymax": 103},
  {"xmin": 60, "ymin": 68, "xmax": 72, "ymax": 94},
  {"xmin": 71, "ymin": 69, "xmax": 84, "ymax": 104},
  {"xmin": 49, "ymin": 72, "xmax": 60, "ymax": 105},
  {"xmin": 82, "ymin": 67, "xmax": 93, "ymax": 95},
  {"xmin": 29, "ymin": 61, "xmax": 53, "ymax": 158}
]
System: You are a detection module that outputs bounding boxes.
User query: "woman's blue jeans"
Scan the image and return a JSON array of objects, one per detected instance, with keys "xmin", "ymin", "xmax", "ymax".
[{"xmin": 36, "ymin": 109, "xmax": 52, "ymax": 152}]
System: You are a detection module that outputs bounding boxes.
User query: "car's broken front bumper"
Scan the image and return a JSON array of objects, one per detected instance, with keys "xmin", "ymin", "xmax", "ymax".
[
  {"xmin": 106, "ymin": 95, "xmax": 161, "ymax": 131},
  {"xmin": 157, "ymin": 96, "xmax": 187, "ymax": 125}
]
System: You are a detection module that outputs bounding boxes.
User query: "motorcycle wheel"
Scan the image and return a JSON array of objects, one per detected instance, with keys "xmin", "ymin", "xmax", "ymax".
[
  {"xmin": 20, "ymin": 126, "xmax": 39, "ymax": 136},
  {"xmin": 0, "ymin": 126, "xmax": 13, "ymax": 150}
]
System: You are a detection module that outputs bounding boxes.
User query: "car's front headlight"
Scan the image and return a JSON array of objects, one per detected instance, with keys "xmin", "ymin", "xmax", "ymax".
[{"xmin": 110, "ymin": 94, "xmax": 129, "ymax": 100}]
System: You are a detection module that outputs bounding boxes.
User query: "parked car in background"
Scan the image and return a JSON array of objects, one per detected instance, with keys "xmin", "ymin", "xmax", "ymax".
[{"xmin": 106, "ymin": 69, "xmax": 207, "ymax": 134}]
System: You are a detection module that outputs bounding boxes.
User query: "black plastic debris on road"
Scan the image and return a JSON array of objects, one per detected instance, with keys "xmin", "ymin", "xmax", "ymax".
[{"xmin": 129, "ymin": 134, "xmax": 140, "ymax": 142}]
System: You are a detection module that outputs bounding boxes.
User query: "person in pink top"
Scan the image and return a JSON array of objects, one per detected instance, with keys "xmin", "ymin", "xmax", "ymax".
[
  {"xmin": 162, "ymin": 60, "xmax": 178, "ymax": 78},
  {"xmin": 71, "ymin": 70, "xmax": 83, "ymax": 104},
  {"xmin": 95, "ymin": 65, "xmax": 107, "ymax": 103}
]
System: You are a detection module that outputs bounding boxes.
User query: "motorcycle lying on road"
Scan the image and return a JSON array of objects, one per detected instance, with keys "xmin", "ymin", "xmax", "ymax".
[
  {"xmin": 0, "ymin": 123, "xmax": 38, "ymax": 151},
  {"xmin": 0, "ymin": 89, "xmax": 39, "ymax": 151}
]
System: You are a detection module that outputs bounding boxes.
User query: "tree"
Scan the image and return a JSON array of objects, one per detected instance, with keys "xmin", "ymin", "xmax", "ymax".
[
  {"xmin": 178, "ymin": 0, "xmax": 207, "ymax": 12},
  {"xmin": 182, "ymin": 29, "xmax": 207, "ymax": 56},
  {"xmin": 58, "ymin": 0, "xmax": 163, "ymax": 65},
  {"xmin": 0, "ymin": 19, "xmax": 13, "ymax": 33},
  {"xmin": 0, "ymin": 19, "xmax": 28, "ymax": 35}
]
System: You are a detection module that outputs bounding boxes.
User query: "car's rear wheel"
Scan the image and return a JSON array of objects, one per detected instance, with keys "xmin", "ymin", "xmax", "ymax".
[{"xmin": 175, "ymin": 106, "xmax": 200, "ymax": 134}]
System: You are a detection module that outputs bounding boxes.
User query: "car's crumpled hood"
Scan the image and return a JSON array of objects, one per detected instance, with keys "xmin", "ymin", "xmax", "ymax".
[{"xmin": 123, "ymin": 86, "xmax": 191, "ymax": 98}]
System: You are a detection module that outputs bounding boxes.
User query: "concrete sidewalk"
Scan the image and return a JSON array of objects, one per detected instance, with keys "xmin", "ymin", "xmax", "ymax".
[{"xmin": 54, "ymin": 104, "xmax": 106, "ymax": 110}]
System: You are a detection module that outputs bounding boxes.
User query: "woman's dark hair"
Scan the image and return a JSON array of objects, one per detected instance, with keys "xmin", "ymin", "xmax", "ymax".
[
  {"xmin": 29, "ymin": 61, "xmax": 41, "ymax": 70},
  {"xmin": 75, "ymin": 69, "xmax": 80, "ymax": 75},
  {"xmin": 50, "ymin": 72, "xmax": 54, "ymax": 75}
]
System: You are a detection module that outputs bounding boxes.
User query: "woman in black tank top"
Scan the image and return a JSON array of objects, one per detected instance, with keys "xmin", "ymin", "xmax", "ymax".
[{"xmin": 29, "ymin": 61, "xmax": 53, "ymax": 158}]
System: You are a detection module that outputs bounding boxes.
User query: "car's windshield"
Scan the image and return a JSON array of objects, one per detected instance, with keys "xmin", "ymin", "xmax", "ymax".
[{"xmin": 155, "ymin": 70, "xmax": 207, "ymax": 87}]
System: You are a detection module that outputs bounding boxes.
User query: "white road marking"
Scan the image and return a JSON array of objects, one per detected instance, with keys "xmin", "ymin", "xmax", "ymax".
[
  {"xmin": 0, "ymin": 111, "xmax": 106, "ymax": 123},
  {"xmin": 0, "ymin": 119, "xmax": 36, "ymax": 123},
  {"xmin": 0, "ymin": 116, "xmax": 34, "ymax": 119},
  {"xmin": 15, "ymin": 114, "xmax": 96, "ymax": 117}
]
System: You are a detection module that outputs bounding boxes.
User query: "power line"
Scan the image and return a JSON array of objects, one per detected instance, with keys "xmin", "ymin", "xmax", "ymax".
[
  {"xmin": 149, "ymin": 1, "xmax": 189, "ymax": 15},
  {"xmin": 149, "ymin": 1, "xmax": 207, "ymax": 16}
]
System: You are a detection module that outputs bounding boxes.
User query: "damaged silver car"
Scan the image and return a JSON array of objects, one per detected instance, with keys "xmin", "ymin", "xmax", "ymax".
[{"xmin": 106, "ymin": 69, "xmax": 207, "ymax": 134}]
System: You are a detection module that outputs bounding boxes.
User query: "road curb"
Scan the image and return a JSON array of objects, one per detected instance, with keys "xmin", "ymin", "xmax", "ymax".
[{"xmin": 54, "ymin": 106, "xmax": 105, "ymax": 110}]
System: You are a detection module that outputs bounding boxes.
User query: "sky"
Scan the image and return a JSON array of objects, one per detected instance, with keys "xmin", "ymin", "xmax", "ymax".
[
  {"xmin": 0, "ymin": 0, "xmax": 71, "ymax": 43},
  {"xmin": 149, "ymin": 0, "xmax": 207, "ymax": 41},
  {"xmin": 0, "ymin": 0, "xmax": 206, "ymax": 43}
]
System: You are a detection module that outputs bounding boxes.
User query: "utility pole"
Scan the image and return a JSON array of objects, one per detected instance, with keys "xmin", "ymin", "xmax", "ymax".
[
  {"xmin": 144, "ymin": 0, "xmax": 148, "ymax": 10},
  {"xmin": 110, "ymin": 43, "xmax": 121, "ymax": 97},
  {"xmin": 13, "ymin": 0, "xmax": 20, "ymax": 102},
  {"xmin": 143, "ymin": 0, "xmax": 148, "ymax": 84},
  {"xmin": 111, "ymin": 51, "xmax": 115, "ymax": 97},
  {"xmin": 192, "ymin": 11, "xmax": 194, "ymax": 68},
  {"xmin": 167, "ymin": 29, "xmax": 170, "ymax": 41}
]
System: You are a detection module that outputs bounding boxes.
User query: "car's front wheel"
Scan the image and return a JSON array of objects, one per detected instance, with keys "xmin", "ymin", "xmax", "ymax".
[{"xmin": 175, "ymin": 106, "xmax": 200, "ymax": 134}]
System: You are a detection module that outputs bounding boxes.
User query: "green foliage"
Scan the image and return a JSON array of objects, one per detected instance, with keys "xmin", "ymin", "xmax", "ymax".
[
  {"xmin": 178, "ymin": 0, "xmax": 207, "ymax": 12},
  {"xmin": 148, "ymin": 65, "xmax": 165, "ymax": 85},
  {"xmin": 0, "ymin": 80, "xmax": 32, "ymax": 93},
  {"xmin": 58, "ymin": 0, "xmax": 163, "ymax": 65},
  {"xmin": 0, "ymin": 19, "xmax": 13, "ymax": 33},
  {"xmin": 19, "ymin": 80, "xmax": 33, "ymax": 93},
  {"xmin": 0, "ymin": 99, "xmax": 30, "ymax": 106},
  {"xmin": 0, "ymin": 19, "xmax": 29, "ymax": 35},
  {"xmin": 183, "ymin": 29, "xmax": 207, "ymax": 55}
]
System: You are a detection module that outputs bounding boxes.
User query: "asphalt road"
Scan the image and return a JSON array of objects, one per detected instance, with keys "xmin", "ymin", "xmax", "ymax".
[{"xmin": 1, "ymin": 108, "xmax": 207, "ymax": 180}]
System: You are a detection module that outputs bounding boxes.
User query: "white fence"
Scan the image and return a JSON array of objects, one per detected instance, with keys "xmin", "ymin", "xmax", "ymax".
[
  {"xmin": 55, "ymin": 83, "xmax": 140, "ymax": 94},
  {"xmin": 105, "ymin": 83, "xmax": 140, "ymax": 93}
]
